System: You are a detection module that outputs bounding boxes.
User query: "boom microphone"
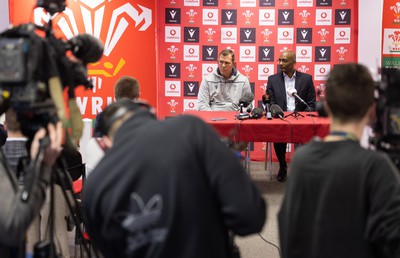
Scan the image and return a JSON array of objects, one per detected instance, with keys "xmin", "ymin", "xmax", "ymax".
[
  {"xmin": 262, "ymin": 94, "xmax": 272, "ymax": 120},
  {"xmin": 67, "ymin": 34, "xmax": 104, "ymax": 63},
  {"xmin": 287, "ymin": 89, "xmax": 311, "ymax": 110},
  {"xmin": 270, "ymin": 104, "xmax": 284, "ymax": 120}
]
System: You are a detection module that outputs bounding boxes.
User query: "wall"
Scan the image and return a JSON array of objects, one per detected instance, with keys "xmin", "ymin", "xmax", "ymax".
[
  {"xmin": 0, "ymin": 0, "xmax": 8, "ymax": 123},
  {"xmin": 0, "ymin": 0, "xmax": 8, "ymax": 32},
  {"xmin": 8, "ymin": 0, "xmax": 157, "ymax": 120},
  {"xmin": 358, "ymin": 0, "xmax": 382, "ymax": 79}
]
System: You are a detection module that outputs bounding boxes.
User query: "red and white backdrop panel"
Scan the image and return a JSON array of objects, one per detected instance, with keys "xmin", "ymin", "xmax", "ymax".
[
  {"xmin": 157, "ymin": 0, "xmax": 358, "ymax": 160},
  {"xmin": 382, "ymin": 0, "xmax": 400, "ymax": 69},
  {"xmin": 9, "ymin": 0, "xmax": 157, "ymax": 119}
]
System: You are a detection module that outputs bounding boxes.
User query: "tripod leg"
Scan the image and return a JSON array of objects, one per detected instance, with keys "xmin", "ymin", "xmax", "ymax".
[{"xmin": 53, "ymin": 165, "xmax": 100, "ymax": 258}]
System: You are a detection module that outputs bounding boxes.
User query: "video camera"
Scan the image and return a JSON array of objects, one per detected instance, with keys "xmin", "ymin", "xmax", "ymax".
[
  {"xmin": 0, "ymin": 0, "xmax": 103, "ymax": 139},
  {"xmin": 371, "ymin": 68, "xmax": 400, "ymax": 168}
]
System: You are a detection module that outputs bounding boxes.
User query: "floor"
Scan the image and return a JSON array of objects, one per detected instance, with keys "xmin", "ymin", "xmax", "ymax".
[
  {"xmin": 236, "ymin": 161, "xmax": 285, "ymax": 258},
  {"xmin": 68, "ymin": 161, "xmax": 286, "ymax": 258}
]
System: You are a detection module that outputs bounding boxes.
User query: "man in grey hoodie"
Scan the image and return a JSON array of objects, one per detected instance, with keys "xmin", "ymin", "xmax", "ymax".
[{"xmin": 197, "ymin": 49, "xmax": 253, "ymax": 111}]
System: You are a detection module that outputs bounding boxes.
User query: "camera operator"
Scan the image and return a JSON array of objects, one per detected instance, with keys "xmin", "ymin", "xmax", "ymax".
[
  {"xmin": 278, "ymin": 63, "xmax": 400, "ymax": 258},
  {"xmin": 83, "ymin": 98, "xmax": 266, "ymax": 258},
  {"xmin": 0, "ymin": 121, "xmax": 63, "ymax": 257}
]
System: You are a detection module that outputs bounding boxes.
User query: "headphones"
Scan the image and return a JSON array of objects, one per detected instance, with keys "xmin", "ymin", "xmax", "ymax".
[{"xmin": 96, "ymin": 99, "xmax": 154, "ymax": 136}]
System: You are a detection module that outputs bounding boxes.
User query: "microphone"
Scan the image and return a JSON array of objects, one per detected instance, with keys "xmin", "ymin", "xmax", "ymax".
[
  {"xmin": 250, "ymin": 107, "xmax": 263, "ymax": 119},
  {"xmin": 262, "ymin": 94, "xmax": 271, "ymax": 104},
  {"xmin": 287, "ymin": 89, "xmax": 311, "ymax": 110},
  {"xmin": 262, "ymin": 94, "xmax": 272, "ymax": 120},
  {"xmin": 238, "ymin": 92, "xmax": 254, "ymax": 109},
  {"xmin": 67, "ymin": 34, "xmax": 104, "ymax": 63},
  {"xmin": 238, "ymin": 92, "xmax": 254, "ymax": 118},
  {"xmin": 270, "ymin": 104, "xmax": 284, "ymax": 120}
]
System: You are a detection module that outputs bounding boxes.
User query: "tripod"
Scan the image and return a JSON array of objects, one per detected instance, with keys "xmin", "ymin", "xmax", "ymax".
[
  {"xmin": 285, "ymin": 110, "xmax": 304, "ymax": 119},
  {"xmin": 47, "ymin": 149, "xmax": 98, "ymax": 258},
  {"xmin": 284, "ymin": 98, "xmax": 312, "ymax": 119},
  {"xmin": 22, "ymin": 136, "xmax": 96, "ymax": 258}
]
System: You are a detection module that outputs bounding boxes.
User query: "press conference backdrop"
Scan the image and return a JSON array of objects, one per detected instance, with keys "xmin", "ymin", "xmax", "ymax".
[
  {"xmin": 156, "ymin": 0, "xmax": 359, "ymax": 118},
  {"xmin": 382, "ymin": 0, "xmax": 400, "ymax": 69},
  {"xmin": 5, "ymin": 0, "xmax": 376, "ymax": 120},
  {"xmin": 155, "ymin": 0, "xmax": 359, "ymax": 161}
]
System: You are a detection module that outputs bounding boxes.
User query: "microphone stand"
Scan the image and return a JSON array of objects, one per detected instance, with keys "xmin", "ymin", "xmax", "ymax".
[
  {"xmin": 285, "ymin": 100, "xmax": 304, "ymax": 120},
  {"xmin": 236, "ymin": 104, "xmax": 250, "ymax": 120},
  {"xmin": 285, "ymin": 110, "xmax": 304, "ymax": 119},
  {"xmin": 265, "ymin": 103, "xmax": 272, "ymax": 120}
]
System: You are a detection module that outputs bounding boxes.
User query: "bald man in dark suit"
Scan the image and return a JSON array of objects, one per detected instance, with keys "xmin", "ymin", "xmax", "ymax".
[{"xmin": 266, "ymin": 50, "xmax": 316, "ymax": 182}]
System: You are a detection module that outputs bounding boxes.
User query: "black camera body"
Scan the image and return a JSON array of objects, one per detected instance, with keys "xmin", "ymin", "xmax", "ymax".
[
  {"xmin": 373, "ymin": 68, "xmax": 400, "ymax": 168},
  {"xmin": 0, "ymin": 23, "xmax": 60, "ymax": 138},
  {"xmin": 0, "ymin": 18, "xmax": 103, "ymax": 138}
]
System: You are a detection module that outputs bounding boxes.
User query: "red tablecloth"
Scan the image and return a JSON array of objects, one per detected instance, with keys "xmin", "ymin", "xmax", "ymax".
[{"xmin": 185, "ymin": 111, "xmax": 330, "ymax": 143}]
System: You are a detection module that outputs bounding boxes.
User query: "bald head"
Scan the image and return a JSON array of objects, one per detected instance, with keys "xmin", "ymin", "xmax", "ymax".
[
  {"xmin": 278, "ymin": 50, "xmax": 296, "ymax": 77},
  {"xmin": 282, "ymin": 50, "xmax": 296, "ymax": 61}
]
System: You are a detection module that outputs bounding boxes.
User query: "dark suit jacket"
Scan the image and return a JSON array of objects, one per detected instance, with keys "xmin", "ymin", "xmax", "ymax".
[{"xmin": 266, "ymin": 71, "xmax": 316, "ymax": 111}]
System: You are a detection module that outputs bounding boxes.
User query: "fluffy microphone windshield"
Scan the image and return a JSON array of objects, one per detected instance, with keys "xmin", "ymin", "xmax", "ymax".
[
  {"xmin": 251, "ymin": 107, "xmax": 263, "ymax": 119},
  {"xmin": 270, "ymin": 104, "xmax": 284, "ymax": 118},
  {"xmin": 68, "ymin": 34, "xmax": 104, "ymax": 63},
  {"xmin": 239, "ymin": 92, "xmax": 254, "ymax": 107}
]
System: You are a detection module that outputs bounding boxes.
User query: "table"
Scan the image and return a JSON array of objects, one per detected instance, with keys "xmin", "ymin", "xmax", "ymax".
[
  {"xmin": 185, "ymin": 111, "xmax": 331, "ymax": 179},
  {"xmin": 185, "ymin": 111, "xmax": 330, "ymax": 143}
]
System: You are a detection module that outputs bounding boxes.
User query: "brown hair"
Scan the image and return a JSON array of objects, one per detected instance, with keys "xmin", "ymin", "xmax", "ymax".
[
  {"xmin": 325, "ymin": 63, "xmax": 374, "ymax": 122},
  {"xmin": 219, "ymin": 49, "xmax": 235, "ymax": 63},
  {"xmin": 114, "ymin": 76, "xmax": 140, "ymax": 100},
  {"xmin": 5, "ymin": 109, "xmax": 20, "ymax": 132}
]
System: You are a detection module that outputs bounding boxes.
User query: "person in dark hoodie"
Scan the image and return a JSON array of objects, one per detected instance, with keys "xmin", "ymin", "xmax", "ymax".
[{"xmin": 83, "ymin": 98, "xmax": 266, "ymax": 258}]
